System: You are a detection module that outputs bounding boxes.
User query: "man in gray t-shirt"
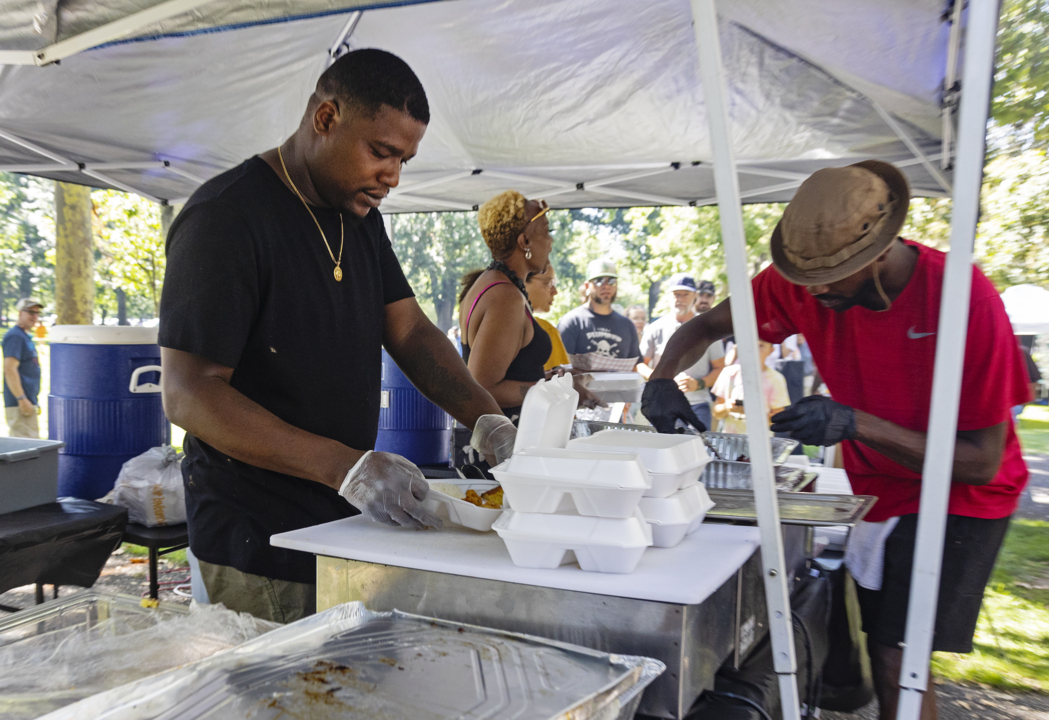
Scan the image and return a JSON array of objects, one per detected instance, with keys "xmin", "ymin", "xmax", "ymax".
[{"xmin": 637, "ymin": 276, "xmax": 724, "ymax": 430}]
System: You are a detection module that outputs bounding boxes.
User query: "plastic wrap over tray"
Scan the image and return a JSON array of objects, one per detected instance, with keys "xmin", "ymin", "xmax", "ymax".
[
  {"xmin": 44, "ymin": 601, "xmax": 665, "ymax": 720},
  {"xmin": 0, "ymin": 591, "xmax": 277, "ymax": 720},
  {"xmin": 701, "ymin": 431, "xmax": 798, "ymax": 463}
]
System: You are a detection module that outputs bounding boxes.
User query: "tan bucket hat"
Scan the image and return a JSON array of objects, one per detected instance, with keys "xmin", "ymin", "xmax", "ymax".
[{"xmin": 770, "ymin": 160, "xmax": 910, "ymax": 285}]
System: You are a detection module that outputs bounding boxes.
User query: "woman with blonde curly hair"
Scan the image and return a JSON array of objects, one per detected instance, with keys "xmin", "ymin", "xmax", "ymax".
[{"xmin": 459, "ymin": 191, "xmax": 596, "ymax": 421}]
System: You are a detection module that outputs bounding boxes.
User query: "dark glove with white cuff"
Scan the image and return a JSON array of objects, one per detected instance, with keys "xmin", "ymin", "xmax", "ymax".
[
  {"xmin": 770, "ymin": 395, "xmax": 857, "ymax": 446},
  {"xmin": 641, "ymin": 378, "xmax": 708, "ymax": 434},
  {"xmin": 339, "ymin": 451, "xmax": 443, "ymax": 529}
]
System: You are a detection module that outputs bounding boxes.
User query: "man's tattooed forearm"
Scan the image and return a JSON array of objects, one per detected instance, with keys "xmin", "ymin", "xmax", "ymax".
[{"xmin": 400, "ymin": 341, "xmax": 474, "ymax": 415}]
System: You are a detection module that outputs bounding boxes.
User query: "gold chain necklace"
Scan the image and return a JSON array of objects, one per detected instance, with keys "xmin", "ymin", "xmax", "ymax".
[{"xmin": 278, "ymin": 146, "xmax": 344, "ymax": 282}]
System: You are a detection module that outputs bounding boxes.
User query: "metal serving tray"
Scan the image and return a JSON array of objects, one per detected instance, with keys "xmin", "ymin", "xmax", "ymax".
[
  {"xmin": 705, "ymin": 490, "xmax": 877, "ymax": 527},
  {"xmin": 50, "ymin": 603, "xmax": 664, "ymax": 720},
  {"xmin": 702, "ymin": 463, "xmax": 810, "ymax": 491},
  {"xmin": 571, "ymin": 419, "xmax": 657, "ymax": 438},
  {"xmin": 700, "ymin": 432, "xmax": 798, "ymax": 463}
]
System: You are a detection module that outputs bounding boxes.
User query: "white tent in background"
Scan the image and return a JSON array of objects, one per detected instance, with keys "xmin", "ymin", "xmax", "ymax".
[
  {"xmin": 1002, "ymin": 284, "xmax": 1049, "ymax": 335},
  {"xmin": 0, "ymin": 2, "xmax": 1001, "ymax": 720}
]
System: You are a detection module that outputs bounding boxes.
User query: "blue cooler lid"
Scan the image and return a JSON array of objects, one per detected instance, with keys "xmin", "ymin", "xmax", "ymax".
[{"xmin": 49, "ymin": 326, "xmax": 159, "ymax": 345}]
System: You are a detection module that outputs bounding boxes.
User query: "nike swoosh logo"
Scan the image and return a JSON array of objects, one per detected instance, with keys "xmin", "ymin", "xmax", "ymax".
[{"xmin": 907, "ymin": 326, "xmax": 935, "ymax": 339}]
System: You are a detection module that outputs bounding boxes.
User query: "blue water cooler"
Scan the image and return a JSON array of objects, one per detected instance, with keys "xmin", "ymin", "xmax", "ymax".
[
  {"xmin": 49, "ymin": 326, "xmax": 170, "ymax": 500},
  {"xmin": 375, "ymin": 349, "xmax": 452, "ymax": 466}
]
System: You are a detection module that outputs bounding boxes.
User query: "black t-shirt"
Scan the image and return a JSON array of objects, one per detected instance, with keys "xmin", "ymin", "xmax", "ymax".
[
  {"xmin": 159, "ymin": 156, "xmax": 414, "ymax": 584},
  {"xmin": 557, "ymin": 306, "xmax": 641, "ymax": 359}
]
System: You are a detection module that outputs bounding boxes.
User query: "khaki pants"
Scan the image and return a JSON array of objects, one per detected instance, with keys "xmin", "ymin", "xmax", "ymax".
[
  {"xmin": 197, "ymin": 559, "xmax": 315, "ymax": 624},
  {"xmin": 5, "ymin": 406, "xmax": 39, "ymax": 438}
]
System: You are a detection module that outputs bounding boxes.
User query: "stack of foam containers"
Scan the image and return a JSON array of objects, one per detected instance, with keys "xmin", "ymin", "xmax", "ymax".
[
  {"xmin": 567, "ymin": 430, "xmax": 714, "ymax": 548},
  {"xmin": 491, "ymin": 375, "xmax": 715, "ymax": 573}
]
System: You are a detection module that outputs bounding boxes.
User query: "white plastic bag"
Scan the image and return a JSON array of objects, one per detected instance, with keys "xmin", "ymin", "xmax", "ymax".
[{"xmin": 100, "ymin": 446, "xmax": 186, "ymax": 526}]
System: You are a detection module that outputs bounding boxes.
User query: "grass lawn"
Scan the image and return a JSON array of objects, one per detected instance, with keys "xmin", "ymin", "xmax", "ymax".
[{"xmin": 121, "ymin": 543, "xmax": 188, "ymax": 566}]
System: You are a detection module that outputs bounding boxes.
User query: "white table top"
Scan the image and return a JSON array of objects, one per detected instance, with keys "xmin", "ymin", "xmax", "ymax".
[{"xmin": 272, "ymin": 518, "xmax": 760, "ymax": 606}]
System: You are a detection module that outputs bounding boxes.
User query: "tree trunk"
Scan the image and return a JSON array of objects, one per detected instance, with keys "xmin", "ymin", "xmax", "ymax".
[
  {"xmin": 116, "ymin": 288, "xmax": 128, "ymax": 325},
  {"xmin": 647, "ymin": 278, "xmax": 663, "ymax": 318},
  {"xmin": 54, "ymin": 182, "xmax": 94, "ymax": 325}
]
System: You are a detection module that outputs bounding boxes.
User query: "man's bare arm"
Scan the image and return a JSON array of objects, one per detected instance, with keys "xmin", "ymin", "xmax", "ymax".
[
  {"xmin": 651, "ymin": 299, "xmax": 734, "ymax": 380},
  {"xmin": 383, "ymin": 297, "xmax": 503, "ymax": 427},
  {"xmin": 854, "ymin": 412, "xmax": 1007, "ymax": 486},
  {"xmin": 161, "ymin": 347, "xmax": 361, "ymax": 490},
  {"xmin": 4, "ymin": 357, "xmax": 25, "ymax": 399}
]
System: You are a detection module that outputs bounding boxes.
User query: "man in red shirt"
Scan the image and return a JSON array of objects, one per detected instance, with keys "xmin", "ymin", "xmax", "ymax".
[{"xmin": 642, "ymin": 160, "xmax": 1029, "ymax": 720}]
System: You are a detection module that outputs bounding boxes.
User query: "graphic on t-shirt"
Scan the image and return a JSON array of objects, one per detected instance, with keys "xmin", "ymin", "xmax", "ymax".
[{"xmin": 586, "ymin": 328, "xmax": 625, "ymax": 357}]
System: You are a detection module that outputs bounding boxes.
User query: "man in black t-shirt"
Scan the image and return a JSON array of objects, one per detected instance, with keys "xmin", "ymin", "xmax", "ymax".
[
  {"xmin": 159, "ymin": 50, "xmax": 514, "ymax": 623},
  {"xmin": 557, "ymin": 259, "xmax": 640, "ymax": 364}
]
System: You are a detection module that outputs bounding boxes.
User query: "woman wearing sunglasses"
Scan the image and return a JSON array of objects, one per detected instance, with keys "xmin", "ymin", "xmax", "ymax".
[{"xmin": 459, "ymin": 191, "xmax": 597, "ymax": 422}]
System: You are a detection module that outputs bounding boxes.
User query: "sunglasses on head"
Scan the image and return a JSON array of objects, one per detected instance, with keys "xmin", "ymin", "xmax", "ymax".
[{"xmin": 524, "ymin": 199, "xmax": 550, "ymax": 228}]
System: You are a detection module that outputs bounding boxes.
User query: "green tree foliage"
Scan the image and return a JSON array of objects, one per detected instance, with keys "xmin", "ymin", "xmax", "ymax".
[
  {"xmin": 390, "ymin": 211, "xmax": 491, "ymax": 330},
  {"xmin": 0, "ymin": 173, "xmax": 54, "ymax": 321},
  {"xmin": 992, "ymin": 0, "xmax": 1049, "ymax": 151},
  {"xmin": 92, "ymin": 190, "xmax": 166, "ymax": 320}
]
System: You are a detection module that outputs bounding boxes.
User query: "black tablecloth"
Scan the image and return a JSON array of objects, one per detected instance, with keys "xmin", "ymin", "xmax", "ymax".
[{"xmin": 0, "ymin": 498, "xmax": 128, "ymax": 595}]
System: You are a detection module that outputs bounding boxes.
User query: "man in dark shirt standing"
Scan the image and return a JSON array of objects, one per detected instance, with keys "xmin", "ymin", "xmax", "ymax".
[
  {"xmin": 557, "ymin": 259, "xmax": 640, "ymax": 364},
  {"xmin": 3, "ymin": 298, "xmax": 43, "ymax": 438},
  {"xmin": 159, "ymin": 50, "xmax": 514, "ymax": 623}
]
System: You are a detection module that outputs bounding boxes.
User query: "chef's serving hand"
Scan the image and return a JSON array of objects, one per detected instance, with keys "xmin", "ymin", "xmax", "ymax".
[
  {"xmin": 339, "ymin": 451, "xmax": 442, "ymax": 529},
  {"xmin": 641, "ymin": 378, "xmax": 708, "ymax": 434},
  {"xmin": 770, "ymin": 395, "xmax": 856, "ymax": 446},
  {"xmin": 470, "ymin": 414, "xmax": 517, "ymax": 466}
]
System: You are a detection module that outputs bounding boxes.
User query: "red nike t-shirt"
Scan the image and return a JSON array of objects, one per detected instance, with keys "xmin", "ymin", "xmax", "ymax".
[{"xmin": 752, "ymin": 240, "xmax": 1029, "ymax": 522}]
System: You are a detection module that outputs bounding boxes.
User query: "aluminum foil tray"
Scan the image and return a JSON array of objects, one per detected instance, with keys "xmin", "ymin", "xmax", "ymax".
[
  {"xmin": 701, "ymin": 432, "xmax": 798, "ymax": 463},
  {"xmin": 51, "ymin": 602, "xmax": 665, "ymax": 720},
  {"xmin": 702, "ymin": 462, "xmax": 809, "ymax": 491}
]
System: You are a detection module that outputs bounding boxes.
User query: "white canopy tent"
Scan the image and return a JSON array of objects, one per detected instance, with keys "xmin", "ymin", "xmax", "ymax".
[
  {"xmin": 1003, "ymin": 284, "xmax": 1049, "ymax": 335},
  {"xmin": 0, "ymin": 2, "xmax": 1000, "ymax": 720}
]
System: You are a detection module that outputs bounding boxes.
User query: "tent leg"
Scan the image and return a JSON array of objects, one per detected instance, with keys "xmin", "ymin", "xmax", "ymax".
[
  {"xmin": 895, "ymin": 1, "xmax": 1001, "ymax": 719},
  {"xmin": 688, "ymin": 2, "xmax": 801, "ymax": 720}
]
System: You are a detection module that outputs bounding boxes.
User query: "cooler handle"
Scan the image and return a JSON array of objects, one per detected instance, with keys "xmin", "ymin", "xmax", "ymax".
[
  {"xmin": 130, "ymin": 365, "xmax": 163, "ymax": 394},
  {"xmin": 0, "ymin": 447, "xmax": 41, "ymax": 462}
]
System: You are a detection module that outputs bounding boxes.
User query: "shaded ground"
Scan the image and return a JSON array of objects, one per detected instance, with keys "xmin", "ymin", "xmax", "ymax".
[{"xmin": 822, "ymin": 682, "xmax": 1049, "ymax": 719}]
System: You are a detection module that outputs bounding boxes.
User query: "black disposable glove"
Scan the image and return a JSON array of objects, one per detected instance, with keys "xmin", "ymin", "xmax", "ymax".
[
  {"xmin": 641, "ymin": 378, "xmax": 708, "ymax": 434},
  {"xmin": 770, "ymin": 395, "xmax": 857, "ymax": 446}
]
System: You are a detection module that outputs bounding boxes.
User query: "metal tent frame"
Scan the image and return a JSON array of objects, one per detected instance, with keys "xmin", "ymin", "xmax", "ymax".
[{"xmin": 0, "ymin": 1, "xmax": 1002, "ymax": 718}]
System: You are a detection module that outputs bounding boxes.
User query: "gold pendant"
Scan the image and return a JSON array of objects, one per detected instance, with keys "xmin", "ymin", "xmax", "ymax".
[{"xmin": 334, "ymin": 266, "xmax": 343, "ymax": 282}]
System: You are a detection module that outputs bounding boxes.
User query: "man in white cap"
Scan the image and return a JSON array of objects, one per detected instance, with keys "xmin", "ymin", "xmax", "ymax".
[
  {"xmin": 557, "ymin": 258, "xmax": 640, "ymax": 362},
  {"xmin": 642, "ymin": 160, "xmax": 1029, "ymax": 719},
  {"xmin": 3, "ymin": 298, "xmax": 44, "ymax": 438}
]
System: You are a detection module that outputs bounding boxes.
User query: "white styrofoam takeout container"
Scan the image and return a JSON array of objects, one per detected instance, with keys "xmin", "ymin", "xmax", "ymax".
[
  {"xmin": 423, "ymin": 479, "xmax": 504, "ymax": 532},
  {"xmin": 492, "ymin": 507, "xmax": 653, "ymax": 574},
  {"xmin": 638, "ymin": 483, "xmax": 715, "ymax": 548},
  {"xmin": 513, "ymin": 374, "xmax": 578, "ymax": 453},
  {"xmin": 566, "ymin": 429, "xmax": 711, "ymax": 498},
  {"xmin": 585, "ymin": 372, "xmax": 645, "ymax": 403},
  {"xmin": 492, "ymin": 447, "xmax": 650, "ymax": 518}
]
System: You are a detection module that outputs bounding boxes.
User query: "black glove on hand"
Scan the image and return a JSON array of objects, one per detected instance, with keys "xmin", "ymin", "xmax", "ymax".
[
  {"xmin": 641, "ymin": 378, "xmax": 708, "ymax": 434},
  {"xmin": 770, "ymin": 395, "xmax": 857, "ymax": 446}
]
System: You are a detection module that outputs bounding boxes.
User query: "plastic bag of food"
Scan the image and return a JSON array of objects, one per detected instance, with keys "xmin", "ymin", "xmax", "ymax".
[{"xmin": 99, "ymin": 446, "xmax": 185, "ymax": 526}]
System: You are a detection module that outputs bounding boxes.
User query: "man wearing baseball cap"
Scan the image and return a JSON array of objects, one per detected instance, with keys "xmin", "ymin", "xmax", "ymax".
[
  {"xmin": 637, "ymin": 273, "xmax": 724, "ymax": 431},
  {"xmin": 694, "ymin": 279, "xmax": 716, "ymax": 313},
  {"xmin": 642, "ymin": 160, "xmax": 1029, "ymax": 719},
  {"xmin": 557, "ymin": 258, "xmax": 640, "ymax": 363},
  {"xmin": 3, "ymin": 298, "xmax": 44, "ymax": 438}
]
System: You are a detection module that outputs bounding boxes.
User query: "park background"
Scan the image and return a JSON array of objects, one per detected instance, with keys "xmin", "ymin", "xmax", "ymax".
[{"xmin": 0, "ymin": 0, "xmax": 1047, "ymax": 702}]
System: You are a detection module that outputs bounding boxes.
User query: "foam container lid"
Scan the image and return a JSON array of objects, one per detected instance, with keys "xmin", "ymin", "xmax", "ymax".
[
  {"xmin": 513, "ymin": 374, "xmax": 578, "ymax": 453},
  {"xmin": 638, "ymin": 483, "xmax": 714, "ymax": 526},
  {"xmin": 501, "ymin": 447, "xmax": 650, "ymax": 489},
  {"xmin": 566, "ymin": 429, "xmax": 710, "ymax": 475},
  {"xmin": 493, "ymin": 507, "xmax": 653, "ymax": 548},
  {"xmin": 585, "ymin": 372, "xmax": 645, "ymax": 391}
]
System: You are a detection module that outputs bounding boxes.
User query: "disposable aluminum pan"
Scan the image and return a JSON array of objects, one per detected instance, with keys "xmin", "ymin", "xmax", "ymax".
[
  {"xmin": 702, "ymin": 462, "xmax": 809, "ymax": 492},
  {"xmin": 571, "ymin": 420, "xmax": 657, "ymax": 439},
  {"xmin": 48, "ymin": 602, "xmax": 665, "ymax": 720},
  {"xmin": 701, "ymin": 431, "xmax": 798, "ymax": 463}
]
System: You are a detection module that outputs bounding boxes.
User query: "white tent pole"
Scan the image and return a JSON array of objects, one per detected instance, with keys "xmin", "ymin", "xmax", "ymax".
[
  {"xmin": 895, "ymin": 0, "xmax": 1000, "ymax": 718},
  {"xmin": 872, "ymin": 103, "xmax": 953, "ymax": 194},
  {"xmin": 941, "ymin": 0, "xmax": 966, "ymax": 170},
  {"xmin": 689, "ymin": 3, "xmax": 801, "ymax": 720},
  {"xmin": 81, "ymin": 169, "xmax": 161, "ymax": 203},
  {"xmin": 27, "ymin": 0, "xmax": 219, "ymax": 66},
  {"xmin": 0, "ymin": 129, "xmax": 76, "ymax": 167},
  {"xmin": 328, "ymin": 11, "xmax": 363, "ymax": 62},
  {"xmin": 391, "ymin": 170, "xmax": 478, "ymax": 196}
]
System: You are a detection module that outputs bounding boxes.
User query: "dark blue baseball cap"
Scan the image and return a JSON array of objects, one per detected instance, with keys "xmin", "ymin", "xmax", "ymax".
[{"xmin": 666, "ymin": 273, "xmax": 697, "ymax": 293}]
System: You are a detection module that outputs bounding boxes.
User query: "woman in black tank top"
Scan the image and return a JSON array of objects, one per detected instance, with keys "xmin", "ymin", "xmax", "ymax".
[{"xmin": 458, "ymin": 191, "xmax": 554, "ymax": 420}]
